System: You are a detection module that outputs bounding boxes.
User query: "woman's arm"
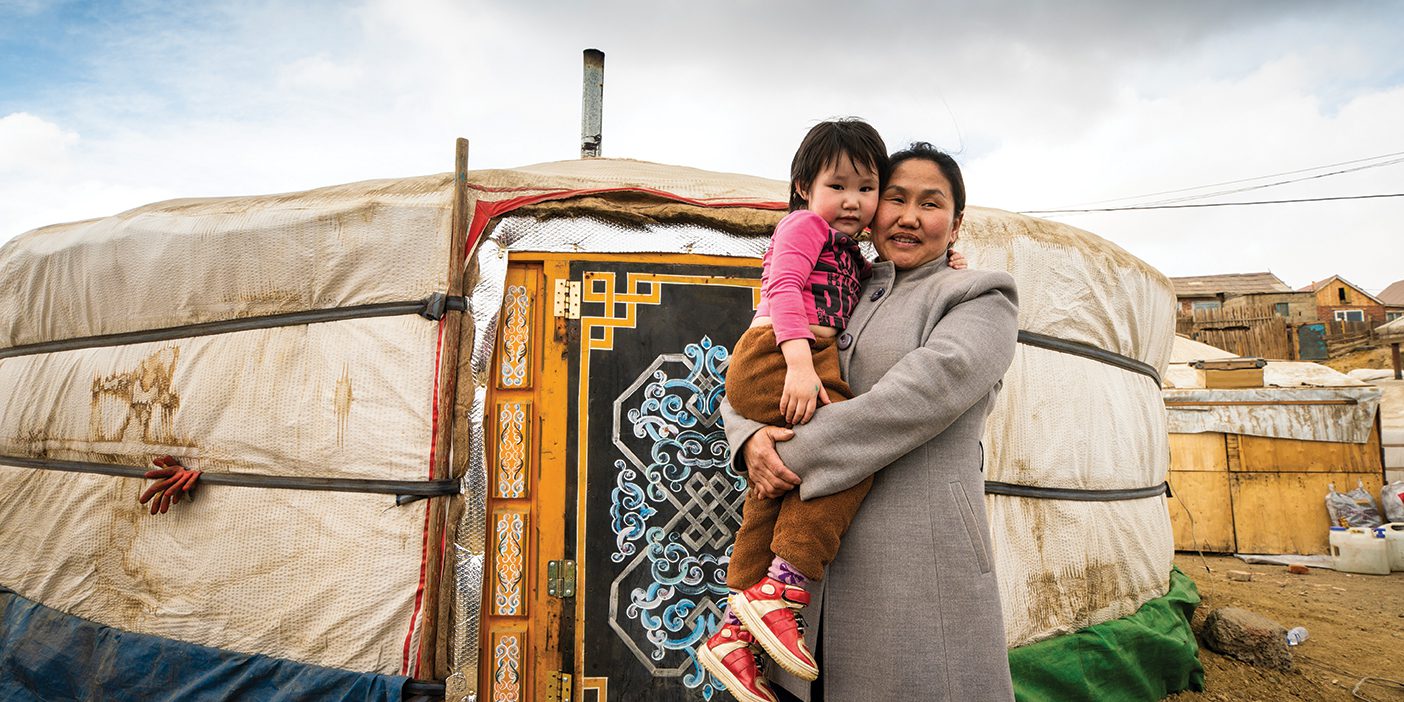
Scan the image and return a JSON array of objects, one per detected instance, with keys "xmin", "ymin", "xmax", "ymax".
[
  {"xmin": 780, "ymin": 273, "xmax": 1019, "ymax": 500},
  {"xmin": 719, "ymin": 400, "xmax": 800, "ymax": 498}
]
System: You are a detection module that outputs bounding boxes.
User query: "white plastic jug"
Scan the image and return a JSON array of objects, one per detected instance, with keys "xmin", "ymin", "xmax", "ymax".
[
  {"xmin": 1373, "ymin": 523, "xmax": 1404, "ymax": 572},
  {"xmin": 1332, "ymin": 527, "xmax": 1390, "ymax": 575}
]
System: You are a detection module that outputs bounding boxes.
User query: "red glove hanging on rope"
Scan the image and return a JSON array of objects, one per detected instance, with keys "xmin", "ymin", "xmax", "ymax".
[{"xmin": 138, "ymin": 455, "xmax": 201, "ymax": 515}]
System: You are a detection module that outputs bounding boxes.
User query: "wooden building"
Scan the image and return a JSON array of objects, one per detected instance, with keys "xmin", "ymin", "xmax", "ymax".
[
  {"xmin": 1170, "ymin": 272, "xmax": 1293, "ymax": 315},
  {"xmin": 1164, "ymin": 337, "xmax": 1385, "ymax": 555},
  {"xmin": 1379, "ymin": 279, "xmax": 1404, "ymax": 323},
  {"xmin": 1299, "ymin": 274, "xmax": 1388, "ymax": 325},
  {"xmin": 1221, "ymin": 290, "xmax": 1318, "ymax": 324}
]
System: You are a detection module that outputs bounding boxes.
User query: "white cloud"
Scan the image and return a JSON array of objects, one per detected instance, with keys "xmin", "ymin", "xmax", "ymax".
[
  {"xmin": 0, "ymin": 115, "xmax": 172, "ymax": 235},
  {"xmin": 0, "ymin": 112, "xmax": 78, "ymax": 176}
]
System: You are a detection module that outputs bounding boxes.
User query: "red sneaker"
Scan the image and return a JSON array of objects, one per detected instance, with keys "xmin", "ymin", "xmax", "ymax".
[
  {"xmin": 730, "ymin": 577, "xmax": 818, "ymax": 681},
  {"xmin": 697, "ymin": 622, "xmax": 777, "ymax": 702}
]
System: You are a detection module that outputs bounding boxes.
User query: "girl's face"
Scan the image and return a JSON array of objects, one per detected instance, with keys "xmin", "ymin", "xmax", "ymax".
[
  {"xmin": 796, "ymin": 157, "xmax": 880, "ymax": 237},
  {"xmin": 871, "ymin": 159, "xmax": 963, "ymax": 270}
]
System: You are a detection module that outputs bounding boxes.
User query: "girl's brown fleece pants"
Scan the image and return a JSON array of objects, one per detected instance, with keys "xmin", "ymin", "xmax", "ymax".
[{"xmin": 724, "ymin": 325, "xmax": 873, "ymax": 589}]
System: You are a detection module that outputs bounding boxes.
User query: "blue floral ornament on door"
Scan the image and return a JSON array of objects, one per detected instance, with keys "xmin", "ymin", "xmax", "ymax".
[{"xmin": 609, "ymin": 336, "xmax": 747, "ymax": 698}]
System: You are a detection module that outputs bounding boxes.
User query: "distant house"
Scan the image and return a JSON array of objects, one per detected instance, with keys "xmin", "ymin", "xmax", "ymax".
[
  {"xmin": 1379, "ymin": 279, "xmax": 1404, "ymax": 322},
  {"xmin": 1298, "ymin": 275, "xmax": 1387, "ymax": 325},
  {"xmin": 1170, "ymin": 272, "xmax": 1293, "ymax": 315},
  {"xmin": 1221, "ymin": 291, "xmax": 1318, "ymax": 324}
]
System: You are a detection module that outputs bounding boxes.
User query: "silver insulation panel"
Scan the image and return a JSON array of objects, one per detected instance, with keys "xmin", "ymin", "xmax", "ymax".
[
  {"xmin": 489, "ymin": 215, "xmax": 769, "ymax": 258},
  {"xmin": 446, "ymin": 238, "xmax": 508, "ymax": 702}
]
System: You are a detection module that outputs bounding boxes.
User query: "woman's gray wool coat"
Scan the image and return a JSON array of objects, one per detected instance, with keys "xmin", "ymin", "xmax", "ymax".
[{"xmin": 721, "ymin": 255, "xmax": 1019, "ymax": 702}]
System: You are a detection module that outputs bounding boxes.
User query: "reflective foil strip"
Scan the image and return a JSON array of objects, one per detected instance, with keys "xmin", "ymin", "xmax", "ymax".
[
  {"xmin": 493, "ymin": 214, "xmax": 770, "ymax": 258},
  {"xmin": 446, "ymin": 237, "xmax": 508, "ymax": 702}
]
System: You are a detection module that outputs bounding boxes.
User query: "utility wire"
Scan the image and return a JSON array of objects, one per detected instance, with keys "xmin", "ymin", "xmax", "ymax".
[
  {"xmin": 1133, "ymin": 156, "xmax": 1404, "ymax": 207},
  {"xmin": 1069, "ymin": 149, "xmax": 1404, "ymax": 207},
  {"xmin": 1020, "ymin": 192, "xmax": 1404, "ymax": 215}
]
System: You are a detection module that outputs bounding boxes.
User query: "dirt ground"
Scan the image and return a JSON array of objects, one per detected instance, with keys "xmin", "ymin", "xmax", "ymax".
[
  {"xmin": 1324, "ymin": 346, "xmax": 1398, "ymax": 374},
  {"xmin": 1168, "ymin": 554, "xmax": 1404, "ymax": 702}
]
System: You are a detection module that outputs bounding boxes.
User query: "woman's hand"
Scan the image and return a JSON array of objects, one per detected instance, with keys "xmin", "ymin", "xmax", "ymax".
[
  {"xmin": 948, "ymin": 248, "xmax": 968, "ymax": 270},
  {"xmin": 743, "ymin": 426, "xmax": 800, "ymax": 498},
  {"xmin": 779, "ymin": 339, "xmax": 829, "ymax": 425}
]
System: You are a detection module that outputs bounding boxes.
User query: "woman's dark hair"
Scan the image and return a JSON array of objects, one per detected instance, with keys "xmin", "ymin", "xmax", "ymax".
[
  {"xmin": 789, "ymin": 118, "xmax": 888, "ymax": 211},
  {"xmin": 886, "ymin": 142, "xmax": 966, "ymax": 219}
]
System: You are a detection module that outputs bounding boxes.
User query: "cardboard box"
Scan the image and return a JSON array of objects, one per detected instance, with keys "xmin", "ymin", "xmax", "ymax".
[
  {"xmin": 1191, "ymin": 358, "xmax": 1267, "ymax": 389},
  {"xmin": 1199, "ymin": 367, "xmax": 1264, "ymax": 389}
]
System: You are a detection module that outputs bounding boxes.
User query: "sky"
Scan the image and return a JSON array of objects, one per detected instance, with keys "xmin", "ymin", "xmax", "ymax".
[{"xmin": 2, "ymin": 0, "xmax": 1402, "ymax": 293}]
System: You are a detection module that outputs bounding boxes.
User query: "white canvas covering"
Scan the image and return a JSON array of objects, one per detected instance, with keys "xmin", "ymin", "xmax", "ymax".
[
  {"xmin": 0, "ymin": 177, "xmax": 457, "ymax": 675},
  {"xmin": 2, "ymin": 157, "xmax": 1184, "ymax": 687},
  {"xmin": 962, "ymin": 212, "xmax": 1176, "ymax": 647},
  {"xmin": 1162, "ymin": 337, "xmax": 1381, "ymax": 444},
  {"xmin": 1169, "ymin": 334, "xmax": 1238, "ymax": 363}
]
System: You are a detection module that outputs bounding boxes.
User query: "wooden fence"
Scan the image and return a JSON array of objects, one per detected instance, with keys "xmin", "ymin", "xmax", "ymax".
[
  {"xmin": 1177, "ymin": 307, "xmax": 1378, "ymax": 361},
  {"xmin": 1178, "ymin": 305, "xmax": 1293, "ymax": 360},
  {"xmin": 1321, "ymin": 320, "xmax": 1374, "ymax": 357}
]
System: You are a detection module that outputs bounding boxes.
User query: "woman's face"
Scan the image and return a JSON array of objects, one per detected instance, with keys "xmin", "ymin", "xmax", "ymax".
[{"xmin": 870, "ymin": 159, "xmax": 963, "ymax": 270}]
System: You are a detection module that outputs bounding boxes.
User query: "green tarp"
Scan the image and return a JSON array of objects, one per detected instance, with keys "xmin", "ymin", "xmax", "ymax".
[{"xmin": 1009, "ymin": 568, "xmax": 1206, "ymax": 701}]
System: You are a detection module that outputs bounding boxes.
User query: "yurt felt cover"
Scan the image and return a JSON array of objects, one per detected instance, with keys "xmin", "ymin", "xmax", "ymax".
[
  {"xmin": 0, "ymin": 175, "xmax": 461, "ymax": 677},
  {"xmin": 2, "ymin": 157, "xmax": 1192, "ymax": 696}
]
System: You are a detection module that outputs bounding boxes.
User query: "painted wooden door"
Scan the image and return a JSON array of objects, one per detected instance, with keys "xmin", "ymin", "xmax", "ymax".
[
  {"xmin": 480, "ymin": 262, "xmax": 570, "ymax": 702},
  {"xmin": 535, "ymin": 254, "xmax": 762, "ymax": 701}
]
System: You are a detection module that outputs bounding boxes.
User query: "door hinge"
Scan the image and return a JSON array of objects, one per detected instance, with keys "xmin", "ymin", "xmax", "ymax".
[
  {"xmin": 553, "ymin": 279, "xmax": 581, "ymax": 319},
  {"xmin": 544, "ymin": 671, "xmax": 573, "ymax": 702},
  {"xmin": 547, "ymin": 559, "xmax": 576, "ymax": 598}
]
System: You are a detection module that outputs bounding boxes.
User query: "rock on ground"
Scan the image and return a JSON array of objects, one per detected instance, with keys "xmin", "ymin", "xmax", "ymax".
[{"xmin": 1200, "ymin": 607, "xmax": 1292, "ymax": 671}]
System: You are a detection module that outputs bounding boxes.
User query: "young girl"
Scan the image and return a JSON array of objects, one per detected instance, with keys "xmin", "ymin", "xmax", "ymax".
[{"xmin": 698, "ymin": 120, "xmax": 965, "ymax": 702}]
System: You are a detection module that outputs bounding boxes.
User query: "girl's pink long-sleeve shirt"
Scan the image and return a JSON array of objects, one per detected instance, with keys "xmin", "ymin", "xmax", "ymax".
[{"xmin": 755, "ymin": 210, "xmax": 870, "ymax": 344}]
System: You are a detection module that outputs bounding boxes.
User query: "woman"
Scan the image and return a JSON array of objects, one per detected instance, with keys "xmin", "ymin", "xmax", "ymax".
[{"xmin": 720, "ymin": 142, "xmax": 1018, "ymax": 701}]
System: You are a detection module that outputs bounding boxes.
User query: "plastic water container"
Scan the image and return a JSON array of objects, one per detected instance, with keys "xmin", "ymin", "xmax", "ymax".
[
  {"xmin": 1331, "ymin": 526, "xmax": 1390, "ymax": 575},
  {"xmin": 1373, "ymin": 523, "xmax": 1404, "ymax": 572}
]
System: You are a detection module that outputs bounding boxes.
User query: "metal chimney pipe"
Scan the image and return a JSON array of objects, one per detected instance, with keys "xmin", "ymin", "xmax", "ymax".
[{"xmin": 581, "ymin": 49, "xmax": 604, "ymax": 158}]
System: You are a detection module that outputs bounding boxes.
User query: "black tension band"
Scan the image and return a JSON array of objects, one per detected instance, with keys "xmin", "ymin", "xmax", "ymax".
[
  {"xmin": 0, "ymin": 455, "xmax": 459, "ymax": 499},
  {"xmin": 1017, "ymin": 330, "xmax": 1161, "ymax": 386},
  {"xmin": 402, "ymin": 679, "xmax": 447, "ymax": 696},
  {"xmin": 0, "ymin": 295, "xmax": 468, "ymax": 359},
  {"xmin": 984, "ymin": 480, "xmax": 1170, "ymax": 502}
]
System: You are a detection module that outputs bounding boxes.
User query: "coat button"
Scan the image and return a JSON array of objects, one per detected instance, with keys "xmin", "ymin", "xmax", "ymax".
[
  {"xmin": 837, "ymin": 333, "xmax": 853, "ymax": 350},
  {"xmin": 870, "ymin": 287, "xmax": 885, "ymax": 301}
]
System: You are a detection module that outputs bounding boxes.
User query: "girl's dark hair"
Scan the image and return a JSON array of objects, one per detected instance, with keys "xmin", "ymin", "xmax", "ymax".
[
  {"xmin": 789, "ymin": 118, "xmax": 888, "ymax": 211},
  {"xmin": 886, "ymin": 142, "xmax": 966, "ymax": 218}
]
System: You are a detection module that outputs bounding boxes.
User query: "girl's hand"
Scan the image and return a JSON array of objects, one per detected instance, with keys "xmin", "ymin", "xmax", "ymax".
[
  {"xmin": 781, "ymin": 362, "xmax": 829, "ymax": 425},
  {"xmin": 949, "ymin": 248, "xmax": 968, "ymax": 270},
  {"xmin": 777, "ymin": 339, "xmax": 830, "ymax": 425}
]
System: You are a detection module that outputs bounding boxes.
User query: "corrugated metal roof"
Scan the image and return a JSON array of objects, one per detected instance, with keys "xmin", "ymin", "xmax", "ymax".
[
  {"xmin": 1169, "ymin": 272, "xmax": 1291, "ymax": 297},
  {"xmin": 1378, "ymin": 279, "xmax": 1404, "ymax": 305}
]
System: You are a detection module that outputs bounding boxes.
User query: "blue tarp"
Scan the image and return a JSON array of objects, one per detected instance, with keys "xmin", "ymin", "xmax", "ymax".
[{"xmin": 0, "ymin": 588, "xmax": 410, "ymax": 701}]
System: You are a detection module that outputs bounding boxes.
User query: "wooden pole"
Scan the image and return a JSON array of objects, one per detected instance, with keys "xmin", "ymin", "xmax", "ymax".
[
  {"xmin": 419, "ymin": 137, "xmax": 471, "ymax": 680},
  {"xmin": 1393, "ymin": 342, "xmax": 1401, "ymax": 380}
]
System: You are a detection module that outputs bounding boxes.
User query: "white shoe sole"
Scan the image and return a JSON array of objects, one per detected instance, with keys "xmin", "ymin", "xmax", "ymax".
[
  {"xmin": 729, "ymin": 593, "xmax": 819, "ymax": 681},
  {"xmin": 697, "ymin": 642, "xmax": 777, "ymax": 702}
]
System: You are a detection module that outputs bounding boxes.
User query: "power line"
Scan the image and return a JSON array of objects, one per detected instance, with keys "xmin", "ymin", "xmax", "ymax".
[
  {"xmin": 1134, "ymin": 156, "xmax": 1404, "ymax": 207},
  {"xmin": 1070, "ymin": 149, "xmax": 1404, "ymax": 207},
  {"xmin": 1020, "ymin": 192, "xmax": 1404, "ymax": 215}
]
